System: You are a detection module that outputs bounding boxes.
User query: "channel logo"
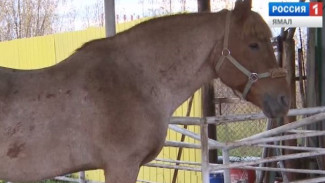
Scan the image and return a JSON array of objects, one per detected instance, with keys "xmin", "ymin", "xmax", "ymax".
[{"xmin": 268, "ymin": 2, "xmax": 323, "ymax": 27}]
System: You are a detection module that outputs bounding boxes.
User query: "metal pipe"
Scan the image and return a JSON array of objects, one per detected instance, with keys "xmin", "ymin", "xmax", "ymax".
[
  {"xmin": 200, "ymin": 119, "xmax": 210, "ymax": 183},
  {"xmin": 208, "ymin": 107, "xmax": 325, "ymax": 125},
  {"xmin": 210, "ymin": 151, "xmax": 325, "ymax": 171},
  {"xmin": 223, "ymin": 130, "xmax": 325, "ymax": 150},
  {"xmin": 154, "ymin": 158, "xmax": 201, "ymax": 166},
  {"xmin": 169, "ymin": 124, "xmax": 224, "ymax": 148},
  {"xmin": 165, "ymin": 140, "xmax": 201, "ymax": 149},
  {"xmin": 240, "ymin": 112, "xmax": 325, "ymax": 142},
  {"xmin": 169, "ymin": 106, "xmax": 325, "ymax": 125},
  {"xmin": 256, "ymin": 144, "xmax": 325, "ymax": 151},
  {"xmin": 104, "ymin": 0, "xmax": 116, "ymax": 37},
  {"xmin": 145, "ymin": 163, "xmax": 201, "ymax": 172},
  {"xmin": 79, "ymin": 171, "xmax": 85, "ymax": 183},
  {"xmin": 291, "ymin": 176, "xmax": 325, "ymax": 183},
  {"xmin": 222, "ymin": 149, "xmax": 231, "ymax": 183},
  {"xmin": 256, "ymin": 118, "xmax": 273, "ymax": 183},
  {"xmin": 240, "ymin": 166, "xmax": 325, "ymax": 175}
]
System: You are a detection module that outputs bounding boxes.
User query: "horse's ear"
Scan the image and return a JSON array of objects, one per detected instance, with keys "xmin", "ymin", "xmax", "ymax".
[{"xmin": 233, "ymin": 0, "xmax": 252, "ymax": 23}]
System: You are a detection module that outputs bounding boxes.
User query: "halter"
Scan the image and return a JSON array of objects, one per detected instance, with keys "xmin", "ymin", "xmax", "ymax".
[{"xmin": 215, "ymin": 11, "xmax": 287, "ymax": 99}]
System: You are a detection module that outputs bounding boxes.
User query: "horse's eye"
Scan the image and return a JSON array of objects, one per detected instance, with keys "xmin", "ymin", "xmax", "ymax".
[{"xmin": 249, "ymin": 43, "xmax": 259, "ymax": 50}]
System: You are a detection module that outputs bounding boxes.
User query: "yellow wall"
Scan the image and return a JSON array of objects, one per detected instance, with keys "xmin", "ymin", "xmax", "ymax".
[
  {"xmin": 0, "ymin": 20, "xmax": 202, "ymax": 183},
  {"xmin": 0, "ymin": 19, "xmax": 145, "ymax": 69},
  {"xmin": 0, "ymin": 36, "xmax": 56, "ymax": 69}
]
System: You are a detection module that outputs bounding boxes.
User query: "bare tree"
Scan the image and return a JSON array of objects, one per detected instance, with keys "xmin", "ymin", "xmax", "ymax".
[
  {"xmin": 161, "ymin": 0, "xmax": 172, "ymax": 14},
  {"xmin": 82, "ymin": 0, "xmax": 104, "ymax": 28},
  {"xmin": 54, "ymin": 0, "xmax": 77, "ymax": 33},
  {"xmin": 145, "ymin": 0, "xmax": 170, "ymax": 16},
  {"xmin": 179, "ymin": 0, "xmax": 186, "ymax": 12},
  {"xmin": 0, "ymin": 0, "xmax": 75, "ymax": 41},
  {"xmin": 138, "ymin": 0, "xmax": 191, "ymax": 17}
]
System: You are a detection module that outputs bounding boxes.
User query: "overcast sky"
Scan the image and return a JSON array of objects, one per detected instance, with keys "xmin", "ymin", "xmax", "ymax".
[
  {"xmin": 64, "ymin": 0, "xmax": 304, "ymax": 18},
  {"xmin": 57, "ymin": 0, "xmax": 304, "ymax": 32}
]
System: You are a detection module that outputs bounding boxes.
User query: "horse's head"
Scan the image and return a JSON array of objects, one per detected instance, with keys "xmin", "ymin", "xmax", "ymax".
[{"xmin": 216, "ymin": 0, "xmax": 290, "ymax": 118}]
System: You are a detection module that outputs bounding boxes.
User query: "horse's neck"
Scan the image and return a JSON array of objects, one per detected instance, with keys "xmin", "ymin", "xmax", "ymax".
[
  {"xmin": 114, "ymin": 12, "xmax": 227, "ymax": 115},
  {"xmin": 154, "ymin": 14, "xmax": 226, "ymax": 113}
]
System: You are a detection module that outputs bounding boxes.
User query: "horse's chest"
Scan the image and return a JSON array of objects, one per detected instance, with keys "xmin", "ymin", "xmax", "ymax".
[{"xmin": 138, "ymin": 117, "xmax": 169, "ymax": 165}]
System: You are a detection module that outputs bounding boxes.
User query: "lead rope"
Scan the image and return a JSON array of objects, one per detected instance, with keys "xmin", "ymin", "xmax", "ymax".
[{"xmin": 215, "ymin": 11, "xmax": 287, "ymax": 99}]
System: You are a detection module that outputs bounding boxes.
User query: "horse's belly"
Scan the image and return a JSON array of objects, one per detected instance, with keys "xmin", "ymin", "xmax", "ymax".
[
  {"xmin": 0, "ymin": 108, "xmax": 100, "ymax": 182},
  {"xmin": 0, "ymin": 131, "xmax": 98, "ymax": 182}
]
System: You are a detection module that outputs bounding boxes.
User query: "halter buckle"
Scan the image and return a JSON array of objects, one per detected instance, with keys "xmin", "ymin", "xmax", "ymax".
[
  {"xmin": 249, "ymin": 73, "xmax": 259, "ymax": 83},
  {"xmin": 221, "ymin": 48, "xmax": 230, "ymax": 56}
]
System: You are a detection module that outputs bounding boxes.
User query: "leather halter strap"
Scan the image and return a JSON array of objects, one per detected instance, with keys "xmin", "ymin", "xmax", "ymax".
[{"xmin": 215, "ymin": 11, "xmax": 287, "ymax": 99}]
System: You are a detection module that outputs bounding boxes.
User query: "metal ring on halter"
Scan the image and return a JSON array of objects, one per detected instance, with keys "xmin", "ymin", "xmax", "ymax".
[
  {"xmin": 221, "ymin": 48, "xmax": 230, "ymax": 56},
  {"xmin": 249, "ymin": 73, "xmax": 259, "ymax": 83}
]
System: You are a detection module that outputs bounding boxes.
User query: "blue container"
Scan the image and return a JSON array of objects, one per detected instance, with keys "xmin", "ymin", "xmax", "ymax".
[{"xmin": 210, "ymin": 172, "xmax": 224, "ymax": 183}]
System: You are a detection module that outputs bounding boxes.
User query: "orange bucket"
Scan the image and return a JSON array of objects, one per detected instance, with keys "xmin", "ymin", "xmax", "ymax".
[{"xmin": 230, "ymin": 168, "xmax": 255, "ymax": 183}]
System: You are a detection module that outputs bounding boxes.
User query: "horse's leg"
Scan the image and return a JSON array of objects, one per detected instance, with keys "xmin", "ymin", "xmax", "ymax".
[{"xmin": 104, "ymin": 162, "xmax": 140, "ymax": 183}]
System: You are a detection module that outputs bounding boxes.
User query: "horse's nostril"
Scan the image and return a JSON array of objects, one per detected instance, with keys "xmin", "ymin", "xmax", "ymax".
[{"xmin": 279, "ymin": 95, "xmax": 289, "ymax": 107}]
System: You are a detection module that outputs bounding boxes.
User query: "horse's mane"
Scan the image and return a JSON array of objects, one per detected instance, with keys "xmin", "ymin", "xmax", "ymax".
[
  {"xmin": 241, "ymin": 11, "xmax": 272, "ymax": 41},
  {"xmin": 76, "ymin": 37, "xmax": 108, "ymax": 52}
]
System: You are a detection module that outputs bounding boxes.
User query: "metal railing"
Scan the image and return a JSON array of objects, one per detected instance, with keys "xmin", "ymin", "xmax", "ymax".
[{"xmin": 14, "ymin": 106, "xmax": 324, "ymax": 183}]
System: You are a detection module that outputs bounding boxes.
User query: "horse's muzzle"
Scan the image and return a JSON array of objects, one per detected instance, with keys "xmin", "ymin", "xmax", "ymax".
[{"xmin": 262, "ymin": 93, "xmax": 290, "ymax": 118}]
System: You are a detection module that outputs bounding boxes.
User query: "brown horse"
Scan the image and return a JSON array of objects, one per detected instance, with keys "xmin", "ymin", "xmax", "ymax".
[{"xmin": 0, "ymin": 1, "xmax": 290, "ymax": 183}]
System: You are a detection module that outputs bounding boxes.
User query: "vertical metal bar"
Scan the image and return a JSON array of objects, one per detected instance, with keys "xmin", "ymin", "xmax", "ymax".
[
  {"xmin": 275, "ymin": 143, "xmax": 289, "ymax": 183},
  {"xmin": 257, "ymin": 118, "xmax": 273, "ymax": 183},
  {"xmin": 200, "ymin": 118, "xmax": 210, "ymax": 183},
  {"xmin": 104, "ymin": 0, "xmax": 116, "ymax": 37},
  {"xmin": 222, "ymin": 149, "xmax": 231, "ymax": 183},
  {"xmin": 79, "ymin": 171, "xmax": 86, "ymax": 183}
]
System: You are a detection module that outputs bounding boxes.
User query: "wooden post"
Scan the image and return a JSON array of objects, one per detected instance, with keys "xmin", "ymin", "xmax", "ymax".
[
  {"xmin": 321, "ymin": 0, "xmax": 325, "ymax": 106},
  {"xmin": 198, "ymin": 0, "xmax": 210, "ymax": 12},
  {"xmin": 258, "ymin": 119, "xmax": 280, "ymax": 183},
  {"xmin": 264, "ymin": 30, "xmax": 285, "ymax": 183},
  {"xmin": 306, "ymin": 27, "xmax": 320, "ymax": 173},
  {"xmin": 282, "ymin": 28, "xmax": 298, "ymax": 181},
  {"xmin": 276, "ymin": 34, "xmax": 283, "ymax": 66},
  {"xmin": 263, "ymin": 120, "xmax": 280, "ymax": 183},
  {"xmin": 313, "ymin": 24, "xmax": 325, "ymax": 170},
  {"xmin": 320, "ymin": 5, "xmax": 325, "ymax": 170},
  {"xmin": 202, "ymin": 83, "xmax": 217, "ymax": 163},
  {"xmin": 306, "ymin": 21, "xmax": 317, "ymax": 107}
]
